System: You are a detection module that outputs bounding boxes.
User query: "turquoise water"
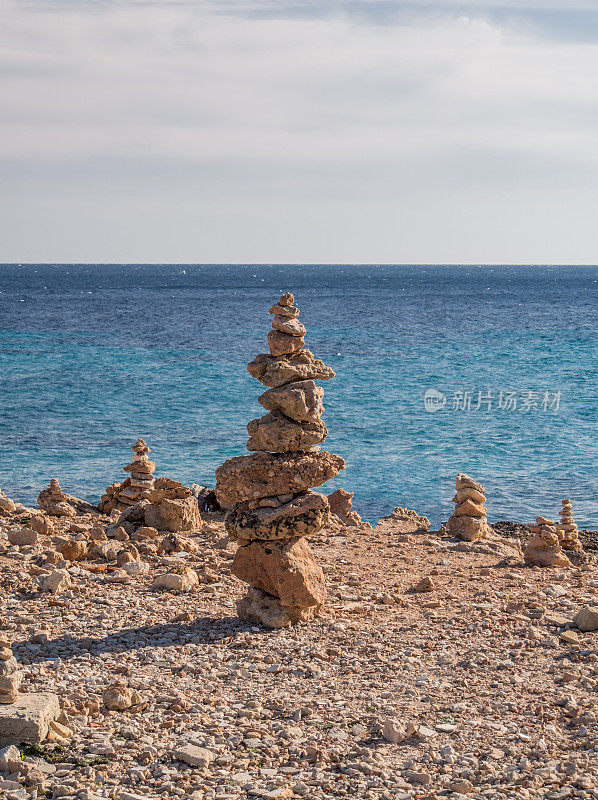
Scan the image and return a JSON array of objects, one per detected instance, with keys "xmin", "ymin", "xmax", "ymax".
[{"xmin": 0, "ymin": 264, "xmax": 596, "ymax": 527}]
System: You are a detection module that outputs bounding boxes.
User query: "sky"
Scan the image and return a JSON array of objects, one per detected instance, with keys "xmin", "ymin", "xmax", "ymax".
[{"xmin": 1, "ymin": 0, "xmax": 598, "ymax": 264}]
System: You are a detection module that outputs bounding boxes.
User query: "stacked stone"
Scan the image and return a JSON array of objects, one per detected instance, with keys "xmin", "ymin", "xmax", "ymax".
[
  {"xmin": 99, "ymin": 439, "xmax": 156, "ymax": 514},
  {"xmin": 215, "ymin": 292, "xmax": 345, "ymax": 628},
  {"xmin": 37, "ymin": 479, "xmax": 76, "ymax": 518},
  {"xmin": 446, "ymin": 473, "xmax": 491, "ymax": 541},
  {"xmin": 556, "ymin": 499, "xmax": 582, "ymax": 552},
  {"xmin": 524, "ymin": 516, "xmax": 571, "ymax": 567},
  {"xmin": 0, "ymin": 635, "xmax": 22, "ymax": 704}
]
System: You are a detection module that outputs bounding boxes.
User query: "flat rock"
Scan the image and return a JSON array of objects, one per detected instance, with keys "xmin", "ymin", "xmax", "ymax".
[
  {"xmin": 454, "ymin": 498, "xmax": 487, "ymax": 518},
  {"xmin": 225, "ymin": 492, "xmax": 330, "ymax": 541},
  {"xmin": 247, "ymin": 411, "xmax": 327, "ymax": 452},
  {"xmin": 215, "ymin": 451, "xmax": 344, "ymax": 504},
  {"xmin": 272, "ymin": 316, "xmax": 306, "ymax": 336},
  {"xmin": 247, "ymin": 350, "xmax": 335, "ymax": 388},
  {"xmin": 258, "ymin": 380, "xmax": 324, "ymax": 423},
  {"xmin": 0, "ymin": 693, "xmax": 60, "ymax": 745},
  {"xmin": 172, "ymin": 743, "xmax": 214, "ymax": 768}
]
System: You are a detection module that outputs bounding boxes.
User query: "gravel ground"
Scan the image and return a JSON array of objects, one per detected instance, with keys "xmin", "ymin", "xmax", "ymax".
[{"xmin": 0, "ymin": 507, "xmax": 597, "ymax": 800}]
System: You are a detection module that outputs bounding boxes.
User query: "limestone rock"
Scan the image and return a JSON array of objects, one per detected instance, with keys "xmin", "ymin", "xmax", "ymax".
[
  {"xmin": 0, "ymin": 638, "xmax": 21, "ymax": 705},
  {"xmin": 103, "ymin": 684, "xmax": 144, "ymax": 711},
  {"xmin": 232, "ymin": 538, "xmax": 326, "ymax": 612},
  {"xmin": 272, "ymin": 315, "xmax": 306, "ymax": 336},
  {"xmin": 157, "ymin": 533, "xmax": 198, "ymax": 554},
  {"xmin": 215, "ymin": 451, "xmax": 344, "ymax": 504},
  {"xmin": 446, "ymin": 514, "xmax": 490, "ymax": 542},
  {"xmin": 0, "ymin": 692, "xmax": 60, "ymax": 744},
  {"xmin": 56, "ymin": 538, "xmax": 87, "ymax": 561},
  {"xmin": 247, "ymin": 349, "xmax": 335, "ymax": 388},
  {"xmin": 454, "ymin": 499, "xmax": 487, "ymax": 518},
  {"xmin": 172, "ymin": 743, "xmax": 215, "ymax": 768},
  {"xmin": 327, "ymin": 489, "xmax": 363, "ymax": 526},
  {"xmin": 380, "ymin": 507, "xmax": 430, "ymax": 533},
  {"xmin": 247, "ymin": 411, "xmax": 327, "ymax": 452},
  {"xmin": 414, "ymin": 576, "xmax": 436, "ymax": 593},
  {"xmin": 144, "ymin": 495, "xmax": 202, "ymax": 533},
  {"xmin": 524, "ymin": 521, "xmax": 571, "ymax": 568},
  {"xmin": 225, "ymin": 492, "xmax": 330, "ymax": 541},
  {"xmin": 452, "ymin": 488, "xmax": 486, "ymax": 505},
  {"xmin": 0, "ymin": 491, "xmax": 16, "ymax": 516},
  {"xmin": 7, "ymin": 528, "xmax": 38, "ymax": 547},
  {"xmin": 151, "ymin": 568, "xmax": 198, "ymax": 592},
  {"xmin": 573, "ymin": 606, "xmax": 598, "ymax": 632},
  {"xmin": 37, "ymin": 480, "xmax": 76, "ymax": 517},
  {"xmin": 40, "ymin": 569, "xmax": 72, "ymax": 594},
  {"xmin": 237, "ymin": 587, "xmax": 319, "ymax": 628},
  {"xmin": 455, "ymin": 473, "xmax": 485, "ymax": 494},
  {"xmin": 258, "ymin": 380, "xmax": 324, "ymax": 423},
  {"xmin": 267, "ymin": 329, "xmax": 304, "ymax": 356},
  {"xmin": 29, "ymin": 515, "xmax": 54, "ymax": 536}
]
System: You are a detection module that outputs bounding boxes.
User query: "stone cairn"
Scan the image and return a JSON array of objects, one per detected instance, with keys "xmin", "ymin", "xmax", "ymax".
[
  {"xmin": 215, "ymin": 292, "xmax": 345, "ymax": 628},
  {"xmin": 37, "ymin": 479, "xmax": 76, "ymax": 518},
  {"xmin": 0, "ymin": 635, "xmax": 22, "ymax": 704},
  {"xmin": 99, "ymin": 438, "xmax": 156, "ymax": 515},
  {"xmin": 555, "ymin": 499, "xmax": 582, "ymax": 552},
  {"xmin": 446, "ymin": 473, "xmax": 491, "ymax": 541},
  {"xmin": 524, "ymin": 516, "xmax": 571, "ymax": 568}
]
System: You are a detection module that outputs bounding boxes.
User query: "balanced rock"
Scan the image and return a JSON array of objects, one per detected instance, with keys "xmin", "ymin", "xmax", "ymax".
[
  {"xmin": 555, "ymin": 499, "xmax": 583, "ymax": 552},
  {"xmin": 225, "ymin": 492, "xmax": 330, "ymax": 541},
  {"xmin": 446, "ymin": 474, "xmax": 490, "ymax": 541},
  {"xmin": 216, "ymin": 451, "xmax": 344, "ymax": 504},
  {"xmin": 144, "ymin": 478, "xmax": 202, "ymax": 532},
  {"xmin": 99, "ymin": 438, "xmax": 156, "ymax": 514},
  {"xmin": 0, "ymin": 637, "xmax": 22, "ymax": 704},
  {"xmin": 215, "ymin": 292, "xmax": 343, "ymax": 627},
  {"xmin": 524, "ymin": 517, "xmax": 572, "ymax": 568},
  {"xmin": 258, "ymin": 380, "xmax": 324, "ymax": 423},
  {"xmin": 37, "ymin": 480, "xmax": 76, "ymax": 518},
  {"xmin": 247, "ymin": 349, "xmax": 335, "ymax": 388},
  {"xmin": 247, "ymin": 411, "xmax": 327, "ymax": 452}
]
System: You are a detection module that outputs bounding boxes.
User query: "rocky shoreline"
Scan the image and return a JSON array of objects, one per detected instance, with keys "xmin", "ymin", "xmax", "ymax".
[{"xmin": 0, "ymin": 292, "xmax": 595, "ymax": 799}]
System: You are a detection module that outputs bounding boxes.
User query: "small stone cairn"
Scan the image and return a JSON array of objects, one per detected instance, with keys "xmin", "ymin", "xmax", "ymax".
[
  {"xmin": 555, "ymin": 499, "xmax": 582, "ymax": 552},
  {"xmin": 215, "ymin": 292, "xmax": 345, "ymax": 628},
  {"xmin": 446, "ymin": 473, "xmax": 491, "ymax": 541},
  {"xmin": 524, "ymin": 516, "xmax": 571, "ymax": 568},
  {"xmin": 99, "ymin": 438, "xmax": 156, "ymax": 514},
  {"xmin": 37, "ymin": 479, "xmax": 76, "ymax": 517},
  {"xmin": 0, "ymin": 635, "xmax": 22, "ymax": 704}
]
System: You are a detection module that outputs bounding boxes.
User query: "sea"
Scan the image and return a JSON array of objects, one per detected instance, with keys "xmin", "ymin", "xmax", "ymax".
[{"xmin": 0, "ymin": 264, "xmax": 596, "ymax": 528}]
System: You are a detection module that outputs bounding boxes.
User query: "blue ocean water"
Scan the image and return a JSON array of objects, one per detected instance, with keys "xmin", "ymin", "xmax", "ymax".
[{"xmin": 0, "ymin": 264, "xmax": 596, "ymax": 528}]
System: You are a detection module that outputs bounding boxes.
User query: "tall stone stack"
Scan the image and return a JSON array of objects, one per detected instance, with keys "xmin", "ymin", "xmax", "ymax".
[
  {"xmin": 215, "ymin": 292, "xmax": 345, "ymax": 628},
  {"xmin": 446, "ymin": 473, "xmax": 491, "ymax": 541},
  {"xmin": 0, "ymin": 636, "xmax": 22, "ymax": 704},
  {"xmin": 99, "ymin": 438, "xmax": 156, "ymax": 514},
  {"xmin": 524, "ymin": 516, "xmax": 571, "ymax": 567},
  {"xmin": 556, "ymin": 499, "xmax": 583, "ymax": 552}
]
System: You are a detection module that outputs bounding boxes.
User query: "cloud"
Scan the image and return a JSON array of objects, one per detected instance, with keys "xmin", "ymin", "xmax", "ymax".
[{"xmin": 1, "ymin": 0, "xmax": 598, "ymax": 262}]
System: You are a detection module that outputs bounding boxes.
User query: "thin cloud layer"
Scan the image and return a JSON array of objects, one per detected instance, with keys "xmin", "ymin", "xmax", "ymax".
[{"xmin": 1, "ymin": 0, "xmax": 597, "ymax": 262}]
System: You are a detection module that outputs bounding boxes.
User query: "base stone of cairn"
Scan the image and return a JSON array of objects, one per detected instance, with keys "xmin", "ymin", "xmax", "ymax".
[
  {"xmin": 216, "ymin": 292, "xmax": 344, "ymax": 628},
  {"xmin": 446, "ymin": 473, "xmax": 491, "ymax": 541},
  {"xmin": 99, "ymin": 438, "xmax": 156, "ymax": 515},
  {"xmin": 144, "ymin": 478, "xmax": 203, "ymax": 533},
  {"xmin": 524, "ymin": 516, "xmax": 572, "ymax": 567},
  {"xmin": 0, "ymin": 635, "xmax": 60, "ymax": 744},
  {"xmin": 555, "ymin": 499, "xmax": 583, "ymax": 553},
  {"xmin": 37, "ymin": 479, "xmax": 93, "ymax": 518}
]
